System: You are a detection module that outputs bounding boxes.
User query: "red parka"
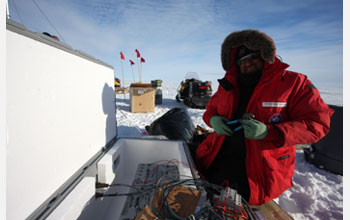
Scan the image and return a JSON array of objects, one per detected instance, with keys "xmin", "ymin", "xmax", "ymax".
[{"xmin": 195, "ymin": 30, "xmax": 334, "ymax": 205}]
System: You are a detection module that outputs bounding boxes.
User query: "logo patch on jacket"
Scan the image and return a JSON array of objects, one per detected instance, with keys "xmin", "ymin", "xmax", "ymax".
[{"xmin": 269, "ymin": 114, "xmax": 282, "ymax": 124}]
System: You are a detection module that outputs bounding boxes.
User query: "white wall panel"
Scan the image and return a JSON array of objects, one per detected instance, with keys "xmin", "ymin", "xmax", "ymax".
[{"xmin": 6, "ymin": 26, "xmax": 116, "ymax": 220}]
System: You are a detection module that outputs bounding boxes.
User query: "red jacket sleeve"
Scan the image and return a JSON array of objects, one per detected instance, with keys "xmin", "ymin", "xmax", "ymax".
[
  {"xmin": 270, "ymin": 77, "xmax": 334, "ymax": 147},
  {"xmin": 203, "ymin": 89, "xmax": 221, "ymax": 127}
]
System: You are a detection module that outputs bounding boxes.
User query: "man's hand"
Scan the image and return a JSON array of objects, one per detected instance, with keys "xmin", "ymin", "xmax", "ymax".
[
  {"xmin": 239, "ymin": 118, "xmax": 268, "ymax": 140},
  {"xmin": 210, "ymin": 116, "xmax": 233, "ymax": 136}
]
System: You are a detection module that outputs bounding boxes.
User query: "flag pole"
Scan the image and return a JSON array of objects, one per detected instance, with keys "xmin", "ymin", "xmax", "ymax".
[
  {"xmin": 120, "ymin": 58, "xmax": 125, "ymax": 99},
  {"xmin": 140, "ymin": 57, "xmax": 145, "ymax": 83},
  {"xmin": 137, "ymin": 57, "xmax": 141, "ymax": 82},
  {"xmin": 135, "ymin": 49, "xmax": 141, "ymax": 83},
  {"xmin": 120, "ymin": 59, "xmax": 125, "ymax": 88},
  {"xmin": 131, "ymin": 64, "xmax": 135, "ymax": 82},
  {"xmin": 140, "ymin": 60, "xmax": 142, "ymax": 83}
]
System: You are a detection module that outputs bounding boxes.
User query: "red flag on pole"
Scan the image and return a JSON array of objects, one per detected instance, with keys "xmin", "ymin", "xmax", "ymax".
[
  {"xmin": 120, "ymin": 52, "xmax": 125, "ymax": 60},
  {"xmin": 141, "ymin": 57, "xmax": 145, "ymax": 63},
  {"xmin": 135, "ymin": 49, "xmax": 140, "ymax": 58},
  {"xmin": 129, "ymin": 59, "xmax": 135, "ymax": 65}
]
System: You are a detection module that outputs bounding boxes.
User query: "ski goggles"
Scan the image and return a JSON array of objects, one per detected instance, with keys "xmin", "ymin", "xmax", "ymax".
[{"xmin": 237, "ymin": 53, "xmax": 259, "ymax": 66}]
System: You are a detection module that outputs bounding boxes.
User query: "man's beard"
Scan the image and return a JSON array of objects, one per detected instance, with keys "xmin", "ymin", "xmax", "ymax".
[{"xmin": 238, "ymin": 70, "xmax": 262, "ymax": 87}]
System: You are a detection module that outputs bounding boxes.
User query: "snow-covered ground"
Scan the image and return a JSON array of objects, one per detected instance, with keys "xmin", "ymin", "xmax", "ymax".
[{"xmin": 116, "ymin": 81, "xmax": 343, "ymax": 220}]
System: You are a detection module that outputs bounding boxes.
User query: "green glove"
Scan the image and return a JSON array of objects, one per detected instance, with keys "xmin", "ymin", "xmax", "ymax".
[
  {"xmin": 239, "ymin": 118, "xmax": 268, "ymax": 140},
  {"xmin": 210, "ymin": 116, "xmax": 233, "ymax": 136}
]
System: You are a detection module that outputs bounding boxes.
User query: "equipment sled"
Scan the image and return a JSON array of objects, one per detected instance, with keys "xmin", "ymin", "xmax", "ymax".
[{"xmin": 176, "ymin": 72, "xmax": 212, "ymax": 109}]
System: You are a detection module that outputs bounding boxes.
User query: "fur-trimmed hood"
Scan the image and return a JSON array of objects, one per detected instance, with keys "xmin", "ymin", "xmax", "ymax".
[{"xmin": 221, "ymin": 29, "xmax": 276, "ymax": 71}]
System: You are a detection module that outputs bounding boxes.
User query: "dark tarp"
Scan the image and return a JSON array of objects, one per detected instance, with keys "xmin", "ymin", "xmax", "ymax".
[
  {"xmin": 145, "ymin": 107, "xmax": 196, "ymax": 143},
  {"xmin": 304, "ymin": 105, "xmax": 343, "ymax": 175},
  {"xmin": 145, "ymin": 107, "xmax": 209, "ymax": 160}
]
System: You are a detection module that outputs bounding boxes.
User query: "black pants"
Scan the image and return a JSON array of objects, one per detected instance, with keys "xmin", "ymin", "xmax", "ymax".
[{"xmin": 202, "ymin": 130, "xmax": 251, "ymax": 202}]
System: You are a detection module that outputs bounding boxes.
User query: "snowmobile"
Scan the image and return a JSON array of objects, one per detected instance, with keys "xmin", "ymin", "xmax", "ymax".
[{"xmin": 176, "ymin": 72, "xmax": 212, "ymax": 109}]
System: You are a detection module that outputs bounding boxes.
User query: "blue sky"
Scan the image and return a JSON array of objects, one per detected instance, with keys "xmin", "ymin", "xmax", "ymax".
[{"xmin": 7, "ymin": 0, "xmax": 343, "ymax": 88}]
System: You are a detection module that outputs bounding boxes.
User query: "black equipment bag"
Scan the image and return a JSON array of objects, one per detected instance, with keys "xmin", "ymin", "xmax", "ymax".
[
  {"xmin": 304, "ymin": 105, "xmax": 343, "ymax": 175},
  {"xmin": 145, "ymin": 107, "xmax": 196, "ymax": 143}
]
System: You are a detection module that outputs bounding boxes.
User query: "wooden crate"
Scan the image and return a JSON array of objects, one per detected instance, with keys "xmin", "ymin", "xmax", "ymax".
[{"xmin": 129, "ymin": 87, "xmax": 155, "ymax": 113}]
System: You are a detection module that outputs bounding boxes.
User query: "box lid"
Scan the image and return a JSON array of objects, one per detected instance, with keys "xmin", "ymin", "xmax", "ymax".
[
  {"xmin": 130, "ymin": 83, "xmax": 152, "ymax": 88},
  {"xmin": 6, "ymin": 19, "xmax": 117, "ymax": 220}
]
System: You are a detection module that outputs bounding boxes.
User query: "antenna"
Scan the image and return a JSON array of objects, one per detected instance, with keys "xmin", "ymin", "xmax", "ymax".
[{"xmin": 32, "ymin": 0, "xmax": 66, "ymax": 43}]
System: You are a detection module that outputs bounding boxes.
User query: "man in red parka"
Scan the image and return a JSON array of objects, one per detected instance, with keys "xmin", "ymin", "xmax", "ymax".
[{"xmin": 195, "ymin": 29, "xmax": 334, "ymax": 205}]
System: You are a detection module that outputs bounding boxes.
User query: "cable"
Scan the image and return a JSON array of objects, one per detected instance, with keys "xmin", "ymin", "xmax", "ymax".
[
  {"xmin": 31, "ymin": 0, "xmax": 66, "ymax": 43},
  {"xmin": 94, "ymin": 182, "xmax": 155, "ymax": 199},
  {"xmin": 95, "ymin": 191, "xmax": 141, "ymax": 198},
  {"xmin": 97, "ymin": 162, "xmax": 256, "ymax": 219},
  {"xmin": 97, "ymin": 182, "xmax": 146, "ymax": 192}
]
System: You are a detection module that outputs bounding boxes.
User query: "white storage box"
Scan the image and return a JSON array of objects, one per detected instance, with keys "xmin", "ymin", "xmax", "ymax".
[{"xmin": 6, "ymin": 19, "xmax": 117, "ymax": 220}]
